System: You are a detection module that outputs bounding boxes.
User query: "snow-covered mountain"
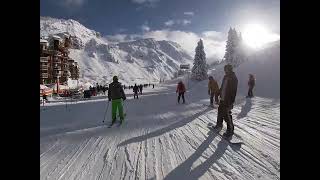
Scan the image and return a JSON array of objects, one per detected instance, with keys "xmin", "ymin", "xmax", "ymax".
[{"xmin": 40, "ymin": 17, "xmax": 193, "ymax": 86}]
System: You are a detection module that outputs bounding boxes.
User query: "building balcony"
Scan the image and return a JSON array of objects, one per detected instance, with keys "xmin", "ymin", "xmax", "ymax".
[
  {"xmin": 53, "ymin": 66, "xmax": 61, "ymax": 70},
  {"xmin": 40, "ymin": 73, "xmax": 48, "ymax": 78},
  {"xmin": 53, "ymin": 59, "xmax": 62, "ymax": 64},
  {"xmin": 40, "ymin": 65, "xmax": 48, "ymax": 70},
  {"xmin": 53, "ymin": 71, "xmax": 61, "ymax": 77},
  {"xmin": 40, "ymin": 57, "xmax": 49, "ymax": 63}
]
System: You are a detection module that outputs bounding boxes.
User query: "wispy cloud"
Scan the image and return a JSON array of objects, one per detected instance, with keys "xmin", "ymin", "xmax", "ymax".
[
  {"xmin": 164, "ymin": 19, "xmax": 191, "ymax": 26},
  {"xmin": 118, "ymin": 28, "xmax": 127, "ymax": 33},
  {"xmin": 183, "ymin": 12, "xmax": 194, "ymax": 16},
  {"xmin": 141, "ymin": 22, "xmax": 150, "ymax": 32},
  {"xmin": 181, "ymin": 19, "xmax": 191, "ymax": 25},
  {"xmin": 132, "ymin": 0, "xmax": 160, "ymax": 8},
  {"xmin": 61, "ymin": 0, "xmax": 86, "ymax": 8},
  {"xmin": 164, "ymin": 20, "xmax": 175, "ymax": 26}
]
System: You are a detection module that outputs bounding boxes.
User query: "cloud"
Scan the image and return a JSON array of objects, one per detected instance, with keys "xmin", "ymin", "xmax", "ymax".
[
  {"xmin": 164, "ymin": 19, "xmax": 191, "ymax": 26},
  {"xmin": 164, "ymin": 20, "xmax": 175, "ymax": 26},
  {"xmin": 105, "ymin": 34, "xmax": 128, "ymax": 43},
  {"xmin": 118, "ymin": 28, "xmax": 127, "ymax": 33},
  {"xmin": 132, "ymin": 0, "xmax": 160, "ymax": 8},
  {"xmin": 105, "ymin": 29, "xmax": 227, "ymax": 63},
  {"xmin": 61, "ymin": 0, "xmax": 86, "ymax": 8},
  {"xmin": 181, "ymin": 19, "xmax": 191, "ymax": 26},
  {"xmin": 141, "ymin": 23, "xmax": 150, "ymax": 32},
  {"xmin": 183, "ymin": 12, "xmax": 194, "ymax": 16}
]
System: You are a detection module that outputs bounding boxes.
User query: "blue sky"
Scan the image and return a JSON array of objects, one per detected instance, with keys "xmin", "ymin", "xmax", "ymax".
[{"xmin": 40, "ymin": 0, "xmax": 280, "ymax": 60}]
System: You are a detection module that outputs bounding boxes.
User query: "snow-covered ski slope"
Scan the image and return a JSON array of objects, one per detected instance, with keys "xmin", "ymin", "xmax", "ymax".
[{"xmin": 41, "ymin": 76, "xmax": 279, "ymax": 179}]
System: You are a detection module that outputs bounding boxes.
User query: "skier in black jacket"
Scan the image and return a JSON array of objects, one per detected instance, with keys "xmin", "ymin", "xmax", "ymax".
[
  {"xmin": 133, "ymin": 84, "xmax": 139, "ymax": 99},
  {"xmin": 214, "ymin": 64, "xmax": 238, "ymax": 137}
]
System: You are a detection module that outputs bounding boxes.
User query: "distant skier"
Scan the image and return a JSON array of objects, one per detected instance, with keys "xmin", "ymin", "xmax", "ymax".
[
  {"xmin": 247, "ymin": 74, "xmax": 255, "ymax": 98},
  {"xmin": 139, "ymin": 84, "xmax": 143, "ymax": 94},
  {"xmin": 208, "ymin": 76, "xmax": 220, "ymax": 107},
  {"xmin": 102, "ymin": 86, "xmax": 106, "ymax": 95},
  {"xmin": 214, "ymin": 64, "xmax": 238, "ymax": 137},
  {"xmin": 133, "ymin": 84, "xmax": 139, "ymax": 99},
  {"xmin": 176, "ymin": 81, "xmax": 186, "ymax": 104},
  {"xmin": 152, "ymin": 84, "xmax": 154, "ymax": 89},
  {"xmin": 108, "ymin": 76, "xmax": 126, "ymax": 125},
  {"xmin": 42, "ymin": 93, "xmax": 47, "ymax": 106}
]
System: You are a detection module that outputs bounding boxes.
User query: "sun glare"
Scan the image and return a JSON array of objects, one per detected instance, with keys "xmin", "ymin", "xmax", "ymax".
[{"xmin": 242, "ymin": 24, "xmax": 280, "ymax": 49}]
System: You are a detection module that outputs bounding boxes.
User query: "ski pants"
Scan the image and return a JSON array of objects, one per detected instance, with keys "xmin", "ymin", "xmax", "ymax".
[
  {"xmin": 134, "ymin": 93, "xmax": 139, "ymax": 99},
  {"xmin": 111, "ymin": 99, "xmax": 124, "ymax": 123},
  {"xmin": 216, "ymin": 101, "xmax": 234, "ymax": 133},
  {"xmin": 178, "ymin": 92, "xmax": 185, "ymax": 103},
  {"xmin": 248, "ymin": 87, "xmax": 254, "ymax": 97},
  {"xmin": 210, "ymin": 93, "xmax": 219, "ymax": 105}
]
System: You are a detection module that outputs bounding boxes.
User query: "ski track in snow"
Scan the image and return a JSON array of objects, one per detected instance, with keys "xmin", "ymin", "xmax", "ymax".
[{"xmin": 40, "ymin": 79, "xmax": 280, "ymax": 180}]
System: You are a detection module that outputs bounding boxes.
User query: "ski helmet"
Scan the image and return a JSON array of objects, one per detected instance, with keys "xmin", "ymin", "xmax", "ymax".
[
  {"xmin": 113, "ymin": 76, "xmax": 118, "ymax": 82},
  {"xmin": 224, "ymin": 64, "xmax": 233, "ymax": 72}
]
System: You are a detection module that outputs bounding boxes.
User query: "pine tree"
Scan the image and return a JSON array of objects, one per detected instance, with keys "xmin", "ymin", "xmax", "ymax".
[
  {"xmin": 224, "ymin": 27, "xmax": 246, "ymax": 67},
  {"xmin": 191, "ymin": 39, "xmax": 208, "ymax": 81}
]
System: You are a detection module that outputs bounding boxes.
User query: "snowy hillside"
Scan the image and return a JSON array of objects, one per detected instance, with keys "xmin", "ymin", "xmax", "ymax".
[{"xmin": 40, "ymin": 17, "xmax": 193, "ymax": 86}]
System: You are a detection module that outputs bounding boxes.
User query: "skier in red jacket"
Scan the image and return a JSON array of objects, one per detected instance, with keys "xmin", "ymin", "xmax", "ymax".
[{"xmin": 176, "ymin": 81, "xmax": 186, "ymax": 104}]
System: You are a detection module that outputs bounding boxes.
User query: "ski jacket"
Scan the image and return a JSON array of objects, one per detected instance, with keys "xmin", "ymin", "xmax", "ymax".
[
  {"xmin": 208, "ymin": 79, "xmax": 219, "ymax": 95},
  {"xmin": 133, "ymin": 86, "xmax": 139, "ymax": 93},
  {"xmin": 176, "ymin": 82, "xmax": 186, "ymax": 93},
  {"xmin": 108, "ymin": 81, "xmax": 126, "ymax": 100},
  {"xmin": 248, "ymin": 78, "xmax": 255, "ymax": 88},
  {"xmin": 219, "ymin": 72, "xmax": 238, "ymax": 106}
]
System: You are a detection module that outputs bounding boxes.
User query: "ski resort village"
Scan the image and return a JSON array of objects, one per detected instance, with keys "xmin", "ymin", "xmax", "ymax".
[{"xmin": 40, "ymin": 0, "xmax": 280, "ymax": 179}]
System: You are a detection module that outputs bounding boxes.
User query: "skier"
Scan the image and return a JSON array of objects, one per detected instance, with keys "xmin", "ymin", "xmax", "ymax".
[
  {"xmin": 133, "ymin": 84, "xmax": 139, "ymax": 99},
  {"xmin": 153, "ymin": 84, "xmax": 154, "ymax": 89},
  {"xmin": 176, "ymin": 81, "xmax": 186, "ymax": 104},
  {"xmin": 42, "ymin": 93, "xmax": 47, "ymax": 106},
  {"xmin": 108, "ymin": 76, "xmax": 126, "ymax": 125},
  {"xmin": 139, "ymin": 84, "xmax": 143, "ymax": 94},
  {"xmin": 208, "ymin": 76, "xmax": 220, "ymax": 107},
  {"xmin": 213, "ymin": 64, "xmax": 238, "ymax": 137},
  {"xmin": 102, "ymin": 86, "xmax": 106, "ymax": 95},
  {"xmin": 247, "ymin": 74, "xmax": 255, "ymax": 98}
]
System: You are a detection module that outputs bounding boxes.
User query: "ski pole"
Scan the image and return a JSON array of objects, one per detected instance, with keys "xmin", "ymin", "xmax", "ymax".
[
  {"xmin": 102, "ymin": 100, "xmax": 110, "ymax": 123},
  {"xmin": 123, "ymin": 100, "xmax": 127, "ymax": 117}
]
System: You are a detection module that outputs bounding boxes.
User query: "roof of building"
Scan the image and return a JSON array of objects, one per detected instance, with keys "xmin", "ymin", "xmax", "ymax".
[
  {"xmin": 40, "ymin": 39, "xmax": 48, "ymax": 43},
  {"xmin": 52, "ymin": 35, "xmax": 61, "ymax": 40}
]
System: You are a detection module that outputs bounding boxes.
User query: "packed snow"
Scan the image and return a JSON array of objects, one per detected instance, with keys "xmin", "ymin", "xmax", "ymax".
[{"xmin": 40, "ymin": 40, "xmax": 280, "ymax": 180}]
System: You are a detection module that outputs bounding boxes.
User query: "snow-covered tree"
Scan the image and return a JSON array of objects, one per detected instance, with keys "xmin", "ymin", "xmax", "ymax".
[
  {"xmin": 224, "ymin": 27, "xmax": 246, "ymax": 67},
  {"xmin": 191, "ymin": 39, "xmax": 208, "ymax": 81}
]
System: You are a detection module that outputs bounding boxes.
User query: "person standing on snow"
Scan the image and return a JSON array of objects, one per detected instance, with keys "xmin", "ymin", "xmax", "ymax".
[
  {"xmin": 247, "ymin": 74, "xmax": 255, "ymax": 98},
  {"xmin": 139, "ymin": 84, "xmax": 143, "ymax": 95},
  {"xmin": 208, "ymin": 76, "xmax": 220, "ymax": 107},
  {"xmin": 133, "ymin": 84, "xmax": 139, "ymax": 99},
  {"xmin": 176, "ymin": 81, "xmax": 186, "ymax": 104},
  {"xmin": 214, "ymin": 64, "xmax": 238, "ymax": 137},
  {"xmin": 108, "ymin": 76, "xmax": 126, "ymax": 125}
]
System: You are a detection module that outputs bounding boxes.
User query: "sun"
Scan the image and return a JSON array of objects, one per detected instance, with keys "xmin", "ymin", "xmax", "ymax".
[{"xmin": 242, "ymin": 24, "xmax": 280, "ymax": 49}]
